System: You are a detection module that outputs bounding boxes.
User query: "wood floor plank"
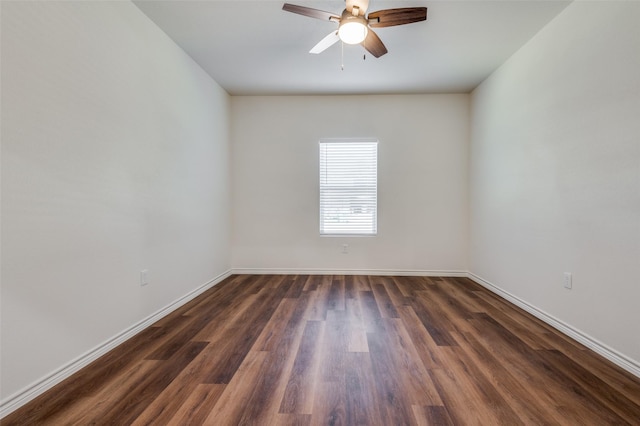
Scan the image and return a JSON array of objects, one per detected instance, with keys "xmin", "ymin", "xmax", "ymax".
[
  {"xmin": 420, "ymin": 285, "xmax": 475, "ymax": 334},
  {"xmin": 471, "ymin": 290, "xmax": 561, "ymax": 351},
  {"xmin": 145, "ymin": 311, "xmax": 215, "ymax": 361},
  {"xmin": 319, "ymin": 313, "xmax": 348, "ymax": 383},
  {"xmin": 410, "ymin": 294, "xmax": 458, "ymax": 347},
  {"xmin": 432, "ymin": 277, "xmax": 484, "ymax": 316},
  {"xmin": 452, "ymin": 330, "xmax": 567, "ymax": 424},
  {"xmin": 305, "ymin": 275, "xmax": 332, "ymax": 321},
  {"xmin": 344, "ymin": 274, "xmax": 356, "ymax": 299},
  {"xmin": 236, "ymin": 347, "xmax": 295, "ymax": 424},
  {"xmin": 474, "ymin": 289, "xmax": 588, "ymax": 353},
  {"xmin": 253, "ymin": 297, "xmax": 301, "ymax": 352},
  {"xmin": 396, "ymin": 305, "xmax": 447, "ymax": 370},
  {"xmin": 302, "ymin": 275, "xmax": 321, "ymax": 292},
  {"xmin": 93, "ymin": 341, "xmax": 208, "ymax": 425},
  {"xmin": 554, "ymin": 346, "xmax": 640, "ymax": 406},
  {"xmin": 201, "ymin": 350, "xmax": 269, "ymax": 425},
  {"xmin": 345, "ymin": 298, "xmax": 369, "ymax": 353},
  {"xmin": 383, "ymin": 318, "xmax": 443, "ymax": 406},
  {"xmin": 367, "ymin": 329, "xmax": 420, "ymax": 425},
  {"xmin": 412, "ymin": 405, "xmax": 454, "ymax": 426},
  {"xmin": 344, "ymin": 352, "xmax": 384, "ymax": 425},
  {"xmin": 237, "ymin": 290, "xmax": 312, "ymax": 424},
  {"xmin": 132, "ymin": 348, "xmax": 227, "ymax": 425},
  {"xmin": 536, "ymin": 349, "xmax": 640, "ymax": 424},
  {"xmin": 416, "ymin": 284, "xmax": 466, "ymax": 323},
  {"xmin": 279, "ymin": 321, "xmax": 325, "ymax": 414},
  {"xmin": 310, "ymin": 381, "xmax": 346, "ymax": 426},
  {"xmin": 381, "ymin": 276, "xmax": 411, "ymax": 307},
  {"xmin": 352, "ymin": 274, "xmax": 372, "ymax": 292},
  {"xmin": 154, "ymin": 275, "xmax": 240, "ymax": 324},
  {"xmin": 181, "ymin": 275, "xmax": 261, "ymax": 319},
  {"xmin": 192, "ymin": 291, "xmax": 260, "ymax": 342},
  {"xmin": 357, "ymin": 290, "xmax": 384, "ymax": 334},
  {"xmin": 466, "ymin": 314, "xmax": 631, "ymax": 424},
  {"xmin": 272, "ymin": 413, "xmax": 313, "ymax": 426},
  {"xmin": 166, "ymin": 384, "xmax": 226, "ymax": 425},
  {"xmin": 1, "ymin": 326, "xmax": 169, "ymax": 424},
  {"xmin": 4, "ymin": 275, "xmax": 640, "ymax": 426},
  {"xmin": 430, "ymin": 346, "xmax": 525, "ymax": 426},
  {"xmin": 284, "ymin": 275, "xmax": 307, "ymax": 299},
  {"xmin": 371, "ymin": 282, "xmax": 400, "ymax": 319},
  {"xmin": 51, "ymin": 360, "xmax": 161, "ymax": 425},
  {"xmin": 203, "ymin": 276, "xmax": 291, "ymax": 384},
  {"xmin": 391, "ymin": 275, "xmax": 429, "ymax": 297},
  {"xmin": 327, "ymin": 275, "xmax": 346, "ymax": 311}
]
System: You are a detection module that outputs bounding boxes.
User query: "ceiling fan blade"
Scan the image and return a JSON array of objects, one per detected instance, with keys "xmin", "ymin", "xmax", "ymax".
[
  {"xmin": 282, "ymin": 3, "xmax": 340, "ymax": 22},
  {"xmin": 346, "ymin": 0, "xmax": 370, "ymax": 15},
  {"xmin": 368, "ymin": 7, "xmax": 427, "ymax": 28},
  {"xmin": 361, "ymin": 29, "xmax": 387, "ymax": 58},
  {"xmin": 310, "ymin": 31, "xmax": 340, "ymax": 54}
]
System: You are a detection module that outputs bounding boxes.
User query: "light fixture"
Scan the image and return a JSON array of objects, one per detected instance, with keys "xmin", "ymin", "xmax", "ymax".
[{"xmin": 338, "ymin": 11, "xmax": 368, "ymax": 45}]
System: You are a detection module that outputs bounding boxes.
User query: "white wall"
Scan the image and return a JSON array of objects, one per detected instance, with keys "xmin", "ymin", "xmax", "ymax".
[
  {"xmin": 231, "ymin": 95, "xmax": 469, "ymax": 273},
  {"xmin": 1, "ymin": 1, "xmax": 231, "ymax": 402},
  {"xmin": 470, "ymin": 1, "xmax": 640, "ymax": 367}
]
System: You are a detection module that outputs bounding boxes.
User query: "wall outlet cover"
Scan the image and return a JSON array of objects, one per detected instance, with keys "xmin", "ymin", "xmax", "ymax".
[{"xmin": 564, "ymin": 272, "xmax": 572, "ymax": 289}]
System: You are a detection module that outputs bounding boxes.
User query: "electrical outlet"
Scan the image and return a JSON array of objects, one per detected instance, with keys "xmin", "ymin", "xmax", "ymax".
[
  {"xmin": 140, "ymin": 270, "xmax": 149, "ymax": 286},
  {"xmin": 342, "ymin": 244, "xmax": 348, "ymax": 254},
  {"xmin": 563, "ymin": 272, "xmax": 572, "ymax": 289}
]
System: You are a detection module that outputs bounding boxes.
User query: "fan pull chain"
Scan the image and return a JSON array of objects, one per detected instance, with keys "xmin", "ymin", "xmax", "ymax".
[
  {"xmin": 363, "ymin": 36, "xmax": 367, "ymax": 61},
  {"xmin": 341, "ymin": 41, "xmax": 344, "ymax": 71}
]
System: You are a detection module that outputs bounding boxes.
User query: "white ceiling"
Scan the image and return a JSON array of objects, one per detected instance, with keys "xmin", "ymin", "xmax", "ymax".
[{"xmin": 133, "ymin": 0, "xmax": 571, "ymax": 95}]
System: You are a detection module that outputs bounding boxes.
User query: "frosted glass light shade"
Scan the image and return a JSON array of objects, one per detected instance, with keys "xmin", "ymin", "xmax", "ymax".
[{"xmin": 338, "ymin": 21, "xmax": 368, "ymax": 44}]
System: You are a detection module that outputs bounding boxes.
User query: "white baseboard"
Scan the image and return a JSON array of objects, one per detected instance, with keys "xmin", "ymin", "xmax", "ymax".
[
  {"xmin": 0, "ymin": 269, "xmax": 232, "ymax": 419},
  {"xmin": 467, "ymin": 272, "xmax": 640, "ymax": 379},
  {"xmin": 231, "ymin": 268, "xmax": 468, "ymax": 277}
]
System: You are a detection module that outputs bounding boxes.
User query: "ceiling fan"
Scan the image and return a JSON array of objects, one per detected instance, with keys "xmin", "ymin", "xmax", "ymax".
[{"xmin": 282, "ymin": 0, "xmax": 427, "ymax": 58}]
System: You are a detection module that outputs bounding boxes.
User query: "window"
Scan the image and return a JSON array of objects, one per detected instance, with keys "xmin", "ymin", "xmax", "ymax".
[{"xmin": 319, "ymin": 139, "xmax": 378, "ymax": 235}]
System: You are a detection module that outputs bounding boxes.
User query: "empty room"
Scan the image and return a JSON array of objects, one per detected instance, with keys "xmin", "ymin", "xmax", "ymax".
[{"xmin": 1, "ymin": 0, "xmax": 639, "ymax": 424}]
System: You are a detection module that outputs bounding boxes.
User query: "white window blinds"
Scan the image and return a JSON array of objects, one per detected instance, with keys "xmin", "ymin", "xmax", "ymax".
[{"xmin": 319, "ymin": 140, "xmax": 378, "ymax": 235}]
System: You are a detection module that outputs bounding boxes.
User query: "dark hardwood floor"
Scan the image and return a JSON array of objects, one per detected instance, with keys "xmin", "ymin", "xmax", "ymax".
[{"xmin": 3, "ymin": 275, "xmax": 640, "ymax": 425}]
